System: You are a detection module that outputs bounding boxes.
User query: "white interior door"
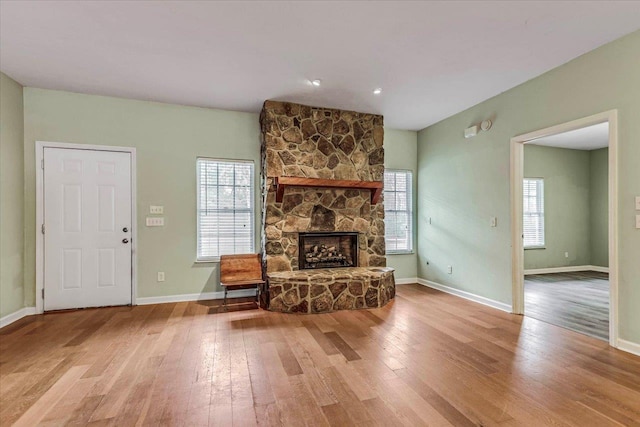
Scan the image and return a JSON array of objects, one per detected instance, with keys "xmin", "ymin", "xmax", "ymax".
[{"xmin": 44, "ymin": 147, "xmax": 132, "ymax": 310}]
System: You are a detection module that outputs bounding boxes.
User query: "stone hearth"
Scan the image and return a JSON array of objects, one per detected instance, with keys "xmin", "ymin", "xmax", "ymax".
[{"xmin": 268, "ymin": 267, "xmax": 395, "ymax": 314}]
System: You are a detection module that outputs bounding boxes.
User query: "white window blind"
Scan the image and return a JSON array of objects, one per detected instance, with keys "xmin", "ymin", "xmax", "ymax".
[
  {"xmin": 523, "ymin": 178, "xmax": 545, "ymax": 248},
  {"xmin": 197, "ymin": 158, "xmax": 254, "ymax": 261},
  {"xmin": 384, "ymin": 170, "xmax": 413, "ymax": 254}
]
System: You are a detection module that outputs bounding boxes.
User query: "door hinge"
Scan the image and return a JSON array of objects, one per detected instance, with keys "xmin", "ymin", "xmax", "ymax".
[
  {"xmin": 41, "ymin": 159, "xmax": 44, "ymax": 169},
  {"xmin": 41, "ymin": 224, "xmax": 45, "ymax": 234}
]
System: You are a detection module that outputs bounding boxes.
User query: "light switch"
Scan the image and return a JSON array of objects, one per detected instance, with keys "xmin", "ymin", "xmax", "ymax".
[
  {"xmin": 146, "ymin": 217, "xmax": 164, "ymax": 227},
  {"xmin": 150, "ymin": 205, "xmax": 164, "ymax": 214},
  {"xmin": 490, "ymin": 217, "xmax": 497, "ymax": 227},
  {"xmin": 635, "ymin": 196, "xmax": 640, "ymax": 210}
]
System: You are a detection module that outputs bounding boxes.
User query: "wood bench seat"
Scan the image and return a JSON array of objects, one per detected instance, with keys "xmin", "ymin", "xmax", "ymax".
[{"xmin": 220, "ymin": 254, "xmax": 264, "ymax": 309}]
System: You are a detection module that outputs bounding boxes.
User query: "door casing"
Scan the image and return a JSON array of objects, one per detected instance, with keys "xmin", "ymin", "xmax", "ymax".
[{"xmin": 35, "ymin": 141, "xmax": 137, "ymax": 313}]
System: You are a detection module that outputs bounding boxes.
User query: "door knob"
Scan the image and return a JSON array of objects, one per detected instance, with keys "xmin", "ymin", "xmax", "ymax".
[
  {"xmin": 122, "ymin": 238, "xmax": 129, "ymax": 244},
  {"xmin": 123, "ymin": 227, "xmax": 128, "ymax": 232}
]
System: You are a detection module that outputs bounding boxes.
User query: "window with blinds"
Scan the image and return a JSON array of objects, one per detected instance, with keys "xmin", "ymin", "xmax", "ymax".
[
  {"xmin": 197, "ymin": 158, "xmax": 255, "ymax": 261},
  {"xmin": 384, "ymin": 170, "xmax": 413, "ymax": 254},
  {"xmin": 523, "ymin": 178, "xmax": 545, "ymax": 248}
]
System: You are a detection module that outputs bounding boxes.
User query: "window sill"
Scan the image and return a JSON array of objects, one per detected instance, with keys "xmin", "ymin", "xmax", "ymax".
[
  {"xmin": 386, "ymin": 251, "xmax": 415, "ymax": 255},
  {"xmin": 524, "ymin": 246, "xmax": 546, "ymax": 250},
  {"xmin": 195, "ymin": 258, "xmax": 220, "ymax": 264}
]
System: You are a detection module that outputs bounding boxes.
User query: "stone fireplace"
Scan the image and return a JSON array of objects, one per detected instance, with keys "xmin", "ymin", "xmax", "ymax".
[
  {"xmin": 299, "ymin": 232, "xmax": 358, "ymax": 270},
  {"xmin": 259, "ymin": 100, "xmax": 395, "ymax": 313}
]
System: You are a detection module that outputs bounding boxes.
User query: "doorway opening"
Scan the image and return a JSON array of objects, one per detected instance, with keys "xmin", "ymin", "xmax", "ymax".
[{"xmin": 511, "ymin": 111, "xmax": 618, "ymax": 346}]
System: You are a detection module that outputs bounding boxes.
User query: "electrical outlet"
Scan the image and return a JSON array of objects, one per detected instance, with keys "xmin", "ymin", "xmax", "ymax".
[
  {"xmin": 565, "ymin": 252, "xmax": 569, "ymax": 258},
  {"xmin": 146, "ymin": 217, "xmax": 164, "ymax": 227},
  {"xmin": 150, "ymin": 205, "xmax": 164, "ymax": 214},
  {"xmin": 157, "ymin": 272, "xmax": 165, "ymax": 282},
  {"xmin": 490, "ymin": 217, "xmax": 497, "ymax": 227},
  {"xmin": 447, "ymin": 265, "xmax": 453, "ymax": 274}
]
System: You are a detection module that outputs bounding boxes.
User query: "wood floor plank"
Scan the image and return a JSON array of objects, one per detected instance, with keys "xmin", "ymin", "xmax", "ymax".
[
  {"xmin": 65, "ymin": 395, "xmax": 104, "ymax": 426},
  {"xmin": 38, "ymin": 377, "xmax": 99, "ymax": 426},
  {"xmin": 12, "ymin": 365, "xmax": 90, "ymax": 427},
  {"xmin": 1, "ymin": 285, "xmax": 639, "ymax": 426},
  {"xmin": 394, "ymin": 368, "xmax": 476, "ymax": 427},
  {"xmin": 361, "ymin": 397, "xmax": 403, "ymax": 426},
  {"xmin": 525, "ymin": 271, "xmax": 609, "ymax": 340},
  {"xmin": 300, "ymin": 320, "xmax": 340, "ymax": 356},
  {"xmin": 324, "ymin": 331, "xmax": 361, "ymax": 361}
]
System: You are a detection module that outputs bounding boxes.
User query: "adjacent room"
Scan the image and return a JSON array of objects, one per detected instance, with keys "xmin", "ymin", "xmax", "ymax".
[
  {"xmin": 522, "ymin": 123, "xmax": 611, "ymax": 341},
  {"xmin": 1, "ymin": 2, "xmax": 640, "ymax": 426}
]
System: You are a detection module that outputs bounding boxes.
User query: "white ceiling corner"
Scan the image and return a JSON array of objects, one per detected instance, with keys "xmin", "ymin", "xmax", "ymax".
[{"xmin": 531, "ymin": 122, "xmax": 609, "ymax": 150}]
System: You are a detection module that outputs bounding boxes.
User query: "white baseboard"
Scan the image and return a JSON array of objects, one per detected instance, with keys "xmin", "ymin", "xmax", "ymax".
[
  {"xmin": 1, "ymin": 289, "xmax": 262, "ymax": 325},
  {"xmin": 617, "ymin": 339, "xmax": 640, "ymax": 357},
  {"xmin": 0, "ymin": 307, "xmax": 37, "ymax": 329},
  {"xmin": 588, "ymin": 265, "xmax": 610, "ymax": 273},
  {"xmin": 524, "ymin": 265, "xmax": 609, "ymax": 275},
  {"xmin": 395, "ymin": 277, "xmax": 419, "ymax": 285},
  {"xmin": 136, "ymin": 289, "xmax": 258, "ymax": 305},
  {"xmin": 416, "ymin": 278, "xmax": 512, "ymax": 313}
]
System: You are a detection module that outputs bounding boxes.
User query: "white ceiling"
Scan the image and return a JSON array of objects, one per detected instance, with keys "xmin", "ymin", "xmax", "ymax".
[
  {"xmin": 1, "ymin": 1, "xmax": 639, "ymax": 130},
  {"xmin": 531, "ymin": 122, "xmax": 609, "ymax": 150}
]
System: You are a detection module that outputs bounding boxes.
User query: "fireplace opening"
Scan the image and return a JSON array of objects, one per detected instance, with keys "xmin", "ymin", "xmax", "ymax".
[{"xmin": 298, "ymin": 232, "xmax": 358, "ymax": 270}]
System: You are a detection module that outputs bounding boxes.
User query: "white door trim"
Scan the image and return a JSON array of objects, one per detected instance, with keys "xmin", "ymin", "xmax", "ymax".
[
  {"xmin": 35, "ymin": 141, "xmax": 138, "ymax": 314},
  {"xmin": 510, "ymin": 110, "xmax": 619, "ymax": 348}
]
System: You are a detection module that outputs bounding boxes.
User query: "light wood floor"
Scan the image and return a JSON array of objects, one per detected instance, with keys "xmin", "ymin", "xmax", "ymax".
[
  {"xmin": 525, "ymin": 271, "xmax": 609, "ymax": 341},
  {"xmin": 1, "ymin": 284, "xmax": 640, "ymax": 426}
]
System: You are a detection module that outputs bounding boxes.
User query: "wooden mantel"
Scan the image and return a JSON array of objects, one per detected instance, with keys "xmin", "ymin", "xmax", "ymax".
[{"xmin": 274, "ymin": 177, "xmax": 383, "ymax": 204}]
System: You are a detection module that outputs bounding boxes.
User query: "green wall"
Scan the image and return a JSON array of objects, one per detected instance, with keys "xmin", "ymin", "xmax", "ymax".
[
  {"xmin": 590, "ymin": 148, "xmax": 609, "ymax": 267},
  {"xmin": 24, "ymin": 88, "xmax": 262, "ymax": 304},
  {"xmin": 0, "ymin": 72, "xmax": 25, "ymax": 318},
  {"xmin": 523, "ymin": 145, "xmax": 591, "ymax": 270},
  {"xmin": 22, "ymin": 88, "xmax": 417, "ymax": 305},
  {"xmin": 384, "ymin": 128, "xmax": 418, "ymax": 280},
  {"xmin": 523, "ymin": 145, "xmax": 609, "ymax": 270},
  {"xmin": 417, "ymin": 30, "xmax": 640, "ymax": 344}
]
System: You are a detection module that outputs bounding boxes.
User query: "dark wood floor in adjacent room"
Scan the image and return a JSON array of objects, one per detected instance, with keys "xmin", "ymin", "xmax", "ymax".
[
  {"xmin": 525, "ymin": 271, "xmax": 609, "ymax": 341},
  {"xmin": 2, "ymin": 284, "xmax": 639, "ymax": 426}
]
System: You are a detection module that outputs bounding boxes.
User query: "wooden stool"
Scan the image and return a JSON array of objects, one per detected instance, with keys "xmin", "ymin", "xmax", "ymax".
[{"xmin": 220, "ymin": 254, "xmax": 264, "ymax": 310}]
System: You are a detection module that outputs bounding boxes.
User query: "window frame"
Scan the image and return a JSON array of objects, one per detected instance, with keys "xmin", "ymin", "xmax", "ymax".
[
  {"xmin": 523, "ymin": 177, "xmax": 545, "ymax": 249},
  {"xmin": 196, "ymin": 157, "xmax": 255, "ymax": 262},
  {"xmin": 383, "ymin": 169, "xmax": 414, "ymax": 255}
]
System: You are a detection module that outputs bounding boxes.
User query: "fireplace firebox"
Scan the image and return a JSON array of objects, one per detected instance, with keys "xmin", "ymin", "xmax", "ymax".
[{"xmin": 298, "ymin": 232, "xmax": 358, "ymax": 270}]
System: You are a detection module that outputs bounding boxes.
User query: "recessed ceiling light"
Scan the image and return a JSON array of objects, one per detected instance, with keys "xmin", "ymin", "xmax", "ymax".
[
  {"xmin": 311, "ymin": 79, "xmax": 321, "ymax": 87},
  {"xmin": 373, "ymin": 88, "xmax": 382, "ymax": 95}
]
